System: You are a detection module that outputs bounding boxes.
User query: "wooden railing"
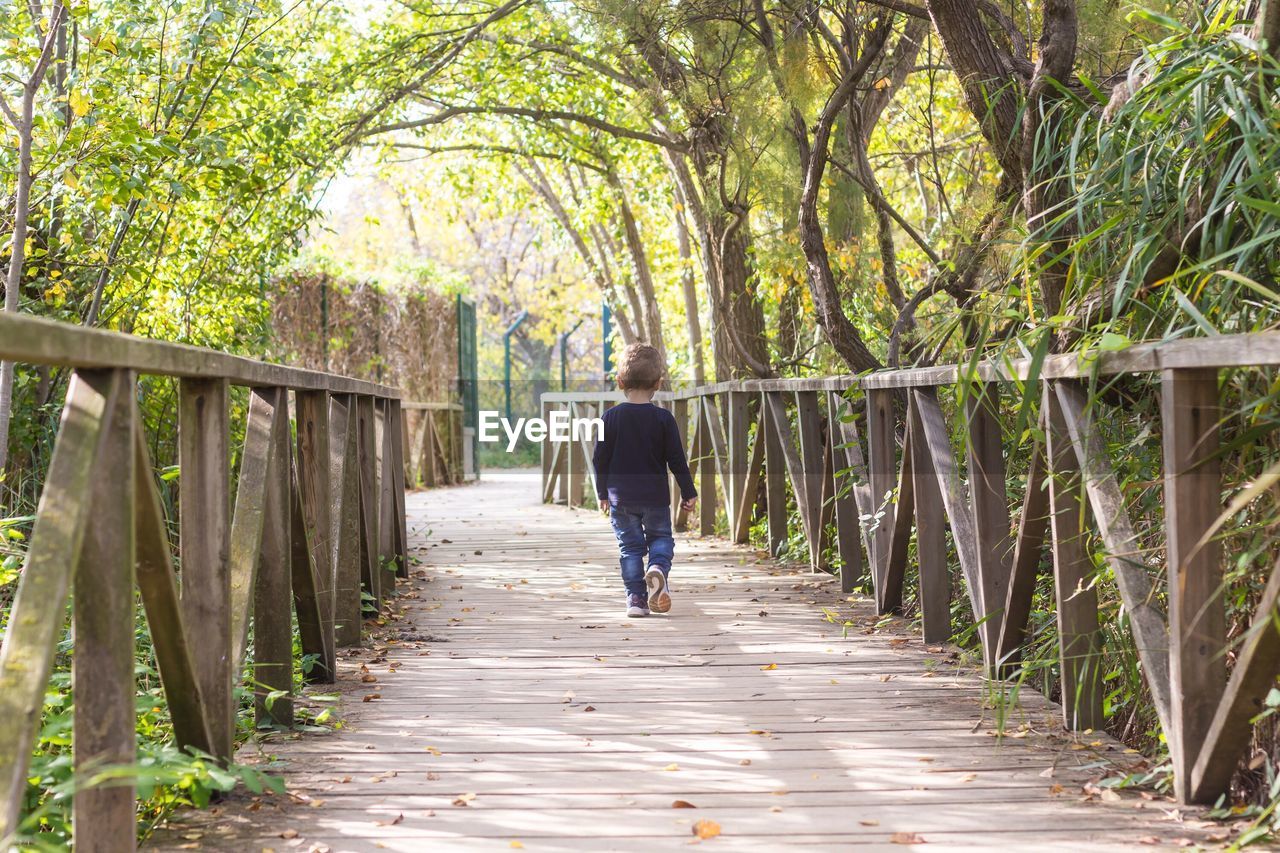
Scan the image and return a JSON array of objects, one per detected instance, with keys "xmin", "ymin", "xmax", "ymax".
[
  {"xmin": 542, "ymin": 331, "xmax": 1280, "ymax": 806},
  {"xmin": 0, "ymin": 313, "xmax": 445, "ymax": 849},
  {"xmin": 402, "ymin": 401, "xmax": 467, "ymax": 487}
]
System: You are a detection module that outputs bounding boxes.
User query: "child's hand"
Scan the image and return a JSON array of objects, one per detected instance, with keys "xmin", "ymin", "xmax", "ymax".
[
  {"xmin": 680, "ymin": 497, "xmax": 697, "ymax": 513},
  {"xmin": 598, "ymin": 499, "xmax": 611, "ymax": 513}
]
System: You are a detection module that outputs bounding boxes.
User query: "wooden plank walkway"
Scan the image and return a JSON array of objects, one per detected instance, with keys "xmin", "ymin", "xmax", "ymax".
[{"xmin": 153, "ymin": 470, "xmax": 1215, "ymax": 851}]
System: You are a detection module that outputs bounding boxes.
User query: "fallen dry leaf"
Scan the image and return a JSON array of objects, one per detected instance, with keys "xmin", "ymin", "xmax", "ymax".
[
  {"xmin": 859, "ymin": 819, "xmax": 880, "ymax": 827},
  {"xmin": 361, "ymin": 674, "xmax": 378, "ymax": 683},
  {"xmin": 374, "ymin": 814, "xmax": 405, "ymax": 827},
  {"xmin": 510, "ymin": 843, "xmax": 524, "ymax": 850},
  {"xmin": 664, "ymin": 763, "xmax": 680, "ymax": 771},
  {"xmin": 583, "ymin": 705, "xmax": 596, "ymax": 712},
  {"xmin": 738, "ymin": 759, "xmax": 751, "ymax": 766},
  {"xmin": 279, "ymin": 829, "xmax": 299, "ymax": 839},
  {"xmin": 890, "ymin": 832, "xmax": 925, "ymax": 844},
  {"xmin": 760, "ymin": 663, "xmax": 777, "ymax": 671},
  {"xmin": 363, "ymin": 693, "xmax": 382, "ymax": 702},
  {"xmin": 452, "ymin": 793, "xmax": 478, "ymax": 807},
  {"xmin": 672, "ymin": 800, "xmax": 698, "ymax": 809},
  {"xmin": 692, "ymin": 820, "xmax": 722, "ymax": 840}
]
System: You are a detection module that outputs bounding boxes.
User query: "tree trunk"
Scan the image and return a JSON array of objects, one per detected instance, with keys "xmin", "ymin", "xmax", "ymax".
[
  {"xmin": 710, "ymin": 213, "xmax": 771, "ymax": 378},
  {"xmin": 0, "ymin": 97, "xmax": 41, "ymax": 479},
  {"xmin": 672, "ymin": 199, "xmax": 706, "ymax": 385},
  {"xmin": 612, "ymin": 182, "xmax": 667, "ymax": 371},
  {"xmin": 925, "ymin": 0, "xmax": 1026, "ymax": 180}
]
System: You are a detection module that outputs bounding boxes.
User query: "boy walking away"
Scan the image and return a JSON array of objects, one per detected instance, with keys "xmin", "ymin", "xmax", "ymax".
[{"xmin": 592, "ymin": 344, "xmax": 697, "ymax": 618}]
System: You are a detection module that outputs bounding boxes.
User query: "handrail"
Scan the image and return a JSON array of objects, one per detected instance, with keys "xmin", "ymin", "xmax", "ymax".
[
  {"xmin": 540, "ymin": 332, "xmax": 1280, "ymax": 808},
  {"xmin": 0, "ymin": 312, "xmax": 400, "ymax": 397},
  {"xmin": 541, "ymin": 328, "xmax": 1280, "ymax": 401},
  {"xmin": 0, "ymin": 314, "xmax": 452, "ymax": 849}
]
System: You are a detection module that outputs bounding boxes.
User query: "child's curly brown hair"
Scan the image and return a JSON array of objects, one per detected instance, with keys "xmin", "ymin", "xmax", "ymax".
[{"xmin": 616, "ymin": 343, "xmax": 664, "ymax": 391}]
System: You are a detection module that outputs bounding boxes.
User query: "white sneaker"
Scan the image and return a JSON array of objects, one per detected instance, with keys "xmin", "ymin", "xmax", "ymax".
[
  {"xmin": 626, "ymin": 593, "xmax": 650, "ymax": 618},
  {"xmin": 646, "ymin": 566, "xmax": 671, "ymax": 614}
]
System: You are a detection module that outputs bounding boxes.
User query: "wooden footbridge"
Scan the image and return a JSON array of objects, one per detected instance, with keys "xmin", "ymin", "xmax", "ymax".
[{"xmin": 1, "ymin": 313, "xmax": 1277, "ymax": 849}]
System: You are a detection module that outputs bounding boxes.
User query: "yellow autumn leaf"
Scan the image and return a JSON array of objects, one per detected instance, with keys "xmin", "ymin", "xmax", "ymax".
[
  {"xmin": 69, "ymin": 90, "xmax": 90, "ymax": 118},
  {"xmin": 760, "ymin": 663, "xmax": 777, "ymax": 671},
  {"xmin": 692, "ymin": 820, "xmax": 721, "ymax": 840}
]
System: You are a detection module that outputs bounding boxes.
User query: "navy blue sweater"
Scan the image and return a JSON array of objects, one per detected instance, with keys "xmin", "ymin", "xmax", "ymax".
[{"xmin": 592, "ymin": 402, "xmax": 696, "ymax": 506}]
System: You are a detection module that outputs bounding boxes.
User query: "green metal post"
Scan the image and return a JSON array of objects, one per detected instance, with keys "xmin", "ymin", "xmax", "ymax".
[
  {"xmin": 559, "ymin": 318, "xmax": 584, "ymax": 391},
  {"xmin": 602, "ymin": 303, "xmax": 613, "ymax": 386},
  {"xmin": 504, "ymin": 310, "xmax": 529, "ymax": 422}
]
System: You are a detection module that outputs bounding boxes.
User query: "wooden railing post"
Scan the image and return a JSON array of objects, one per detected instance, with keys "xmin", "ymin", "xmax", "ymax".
[
  {"xmin": 0, "ymin": 371, "xmax": 111, "ymax": 841},
  {"xmin": 908, "ymin": 394, "xmax": 951, "ymax": 642},
  {"xmin": 726, "ymin": 391, "xmax": 749, "ymax": 534},
  {"xmin": 540, "ymin": 398, "xmax": 554, "ymax": 501},
  {"xmin": 1162, "ymin": 367, "xmax": 1225, "ymax": 803},
  {"xmin": 294, "ymin": 390, "xmax": 336, "ymax": 681},
  {"xmin": 73, "ymin": 368, "xmax": 136, "ymax": 852},
  {"xmin": 865, "ymin": 389, "xmax": 896, "ymax": 599},
  {"xmin": 389, "ymin": 399, "xmax": 409, "ymax": 579},
  {"xmin": 826, "ymin": 391, "xmax": 864, "ymax": 594},
  {"xmin": 966, "ymin": 383, "xmax": 1014, "ymax": 670},
  {"xmin": 356, "ymin": 395, "xmax": 382, "ymax": 613},
  {"xmin": 329, "ymin": 393, "xmax": 362, "ymax": 647},
  {"xmin": 671, "ymin": 397, "xmax": 689, "ymax": 529},
  {"xmin": 794, "ymin": 391, "xmax": 825, "ymax": 571},
  {"xmin": 254, "ymin": 387, "xmax": 293, "ymax": 727},
  {"xmin": 567, "ymin": 401, "xmax": 586, "ymax": 508},
  {"xmin": 698, "ymin": 396, "xmax": 717, "ymax": 535},
  {"xmin": 762, "ymin": 392, "xmax": 788, "ymax": 556},
  {"xmin": 1044, "ymin": 384, "xmax": 1103, "ymax": 730},
  {"xmin": 178, "ymin": 377, "xmax": 233, "ymax": 761}
]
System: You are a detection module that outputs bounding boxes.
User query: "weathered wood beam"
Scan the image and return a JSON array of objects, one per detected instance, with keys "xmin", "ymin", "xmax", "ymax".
[
  {"xmin": 294, "ymin": 390, "xmax": 336, "ymax": 681},
  {"xmin": 995, "ymin": 437, "xmax": 1051, "ymax": 673},
  {"xmin": 1045, "ymin": 386, "xmax": 1104, "ymax": 730},
  {"xmin": 1191, "ymin": 556, "xmax": 1280, "ymax": 801},
  {"xmin": 762, "ymin": 392, "xmax": 789, "ymax": 556},
  {"xmin": 0, "ymin": 312, "xmax": 398, "ymax": 397},
  {"xmin": 254, "ymin": 387, "xmax": 293, "ymax": 727},
  {"xmin": 1161, "ymin": 367, "xmax": 1225, "ymax": 803},
  {"xmin": 913, "ymin": 389, "xmax": 984, "ymax": 627},
  {"xmin": 731, "ymin": 406, "xmax": 764, "ymax": 545},
  {"xmin": 699, "ymin": 398, "xmax": 718, "ymax": 535},
  {"xmin": 230, "ymin": 388, "xmax": 280, "ymax": 667},
  {"xmin": 966, "ymin": 384, "xmax": 1013, "ymax": 666},
  {"xmin": 827, "ymin": 391, "xmax": 865, "ymax": 594},
  {"xmin": 882, "ymin": 410, "xmax": 916, "ymax": 615},
  {"xmin": 0, "ymin": 371, "xmax": 112, "ymax": 839},
  {"xmin": 908, "ymin": 395, "xmax": 951, "ymax": 642},
  {"xmin": 133, "ymin": 423, "xmax": 215, "ymax": 754},
  {"xmin": 179, "ymin": 377, "xmax": 233, "ymax": 761},
  {"xmin": 357, "ymin": 395, "xmax": 382, "ymax": 613},
  {"xmin": 794, "ymin": 391, "xmax": 826, "ymax": 570},
  {"xmin": 1053, "ymin": 380, "xmax": 1173, "ymax": 734},
  {"xmin": 290, "ymin": 459, "xmax": 336, "ymax": 685},
  {"xmin": 330, "ymin": 394, "xmax": 362, "ymax": 647},
  {"xmin": 866, "ymin": 389, "xmax": 896, "ymax": 596},
  {"xmin": 72, "ymin": 369, "xmax": 137, "ymax": 851}
]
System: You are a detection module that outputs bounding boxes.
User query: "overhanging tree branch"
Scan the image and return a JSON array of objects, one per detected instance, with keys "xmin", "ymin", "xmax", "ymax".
[{"xmin": 360, "ymin": 104, "xmax": 687, "ymax": 152}]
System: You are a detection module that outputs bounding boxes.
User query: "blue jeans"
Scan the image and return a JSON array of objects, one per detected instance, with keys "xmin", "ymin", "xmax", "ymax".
[{"xmin": 609, "ymin": 504, "xmax": 674, "ymax": 598}]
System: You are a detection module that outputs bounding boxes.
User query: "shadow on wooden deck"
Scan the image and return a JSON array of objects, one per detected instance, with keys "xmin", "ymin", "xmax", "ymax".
[{"xmin": 150, "ymin": 469, "xmax": 1219, "ymax": 852}]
